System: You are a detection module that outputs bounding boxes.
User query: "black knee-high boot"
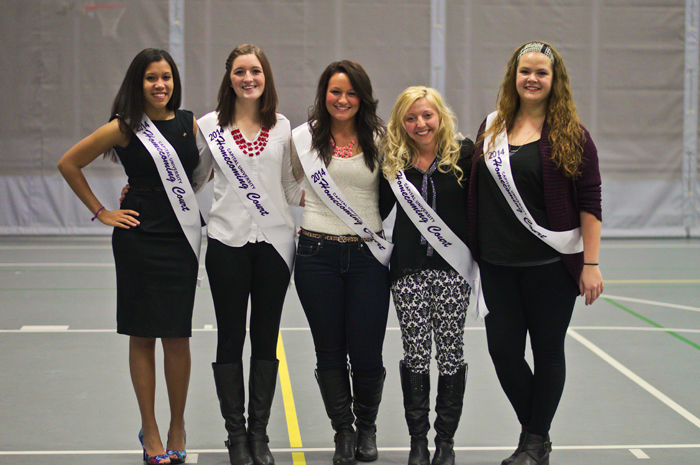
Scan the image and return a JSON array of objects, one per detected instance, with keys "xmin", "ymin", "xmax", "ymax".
[
  {"xmin": 316, "ymin": 367, "xmax": 357, "ymax": 465},
  {"xmin": 352, "ymin": 368, "xmax": 385, "ymax": 462},
  {"xmin": 432, "ymin": 364, "xmax": 467, "ymax": 465},
  {"xmin": 399, "ymin": 360, "xmax": 431, "ymax": 465},
  {"xmin": 247, "ymin": 358, "xmax": 279, "ymax": 465},
  {"xmin": 213, "ymin": 362, "xmax": 254, "ymax": 465}
]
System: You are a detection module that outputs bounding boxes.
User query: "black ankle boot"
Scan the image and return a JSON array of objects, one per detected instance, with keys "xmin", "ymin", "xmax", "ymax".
[
  {"xmin": 399, "ymin": 361, "xmax": 431, "ymax": 465},
  {"xmin": 213, "ymin": 362, "xmax": 254, "ymax": 465},
  {"xmin": 432, "ymin": 364, "xmax": 467, "ymax": 465},
  {"xmin": 248, "ymin": 358, "xmax": 279, "ymax": 465},
  {"xmin": 316, "ymin": 367, "xmax": 357, "ymax": 465},
  {"xmin": 352, "ymin": 369, "xmax": 385, "ymax": 462},
  {"xmin": 511, "ymin": 432, "xmax": 552, "ymax": 465},
  {"xmin": 501, "ymin": 427, "xmax": 528, "ymax": 465}
]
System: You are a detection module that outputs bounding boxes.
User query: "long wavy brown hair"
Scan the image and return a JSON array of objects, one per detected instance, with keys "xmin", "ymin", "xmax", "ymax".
[
  {"xmin": 478, "ymin": 41, "xmax": 584, "ymax": 178},
  {"xmin": 308, "ymin": 60, "xmax": 385, "ymax": 172}
]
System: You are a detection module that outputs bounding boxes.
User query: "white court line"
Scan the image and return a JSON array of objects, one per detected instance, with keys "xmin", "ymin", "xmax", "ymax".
[
  {"xmin": 600, "ymin": 243, "xmax": 700, "ymax": 249},
  {"xmin": 0, "ymin": 246, "xmax": 112, "ymax": 250},
  {"xmin": 0, "ymin": 263, "xmax": 207, "ymax": 268},
  {"xmin": 20, "ymin": 325, "xmax": 69, "ymax": 332},
  {"xmin": 5, "ymin": 326, "xmax": 700, "ymax": 334},
  {"xmin": 1, "ymin": 444, "xmax": 699, "ymax": 455},
  {"xmin": 0, "ymin": 263, "xmax": 114, "ymax": 267},
  {"xmin": 603, "ymin": 294, "xmax": 700, "ymax": 313},
  {"xmin": 630, "ymin": 448, "xmax": 650, "ymax": 459},
  {"xmin": 569, "ymin": 327, "xmax": 700, "ymax": 334},
  {"xmin": 568, "ymin": 329, "xmax": 700, "ymax": 430}
]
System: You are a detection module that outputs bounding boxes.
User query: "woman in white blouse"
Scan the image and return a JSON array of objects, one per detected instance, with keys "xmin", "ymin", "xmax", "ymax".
[{"xmin": 197, "ymin": 44, "xmax": 304, "ymax": 465}]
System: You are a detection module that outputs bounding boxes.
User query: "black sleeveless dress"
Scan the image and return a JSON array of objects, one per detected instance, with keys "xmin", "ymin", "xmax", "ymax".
[{"xmin": 112, "ymin": 110, "xmax": 200, "ymax": 338}]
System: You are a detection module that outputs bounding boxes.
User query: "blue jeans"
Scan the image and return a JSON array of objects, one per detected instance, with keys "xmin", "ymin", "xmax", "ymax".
[{"xmin": 294, "ymin": 233, "xmax": 390, "ymax": 378}]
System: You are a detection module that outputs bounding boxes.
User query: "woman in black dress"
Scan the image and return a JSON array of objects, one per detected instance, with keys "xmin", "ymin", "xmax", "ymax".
[{"xmin": 58, "ymin": 48, "xmax": 208, "ymax": 465}]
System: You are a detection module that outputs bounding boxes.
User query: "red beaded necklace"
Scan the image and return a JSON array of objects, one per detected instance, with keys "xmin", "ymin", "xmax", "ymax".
[
  {"xmin": 331, "ymin": 138, "xmax": 356, "ymax": 158},
  {"xmin": 231, "ymin": 125, "xmax": 270, "ymax": 157}
]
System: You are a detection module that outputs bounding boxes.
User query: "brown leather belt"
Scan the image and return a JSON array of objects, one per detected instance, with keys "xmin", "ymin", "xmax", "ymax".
[{"xmin": 300, "ymin": 228, "xmax": 374, "ymax": 243}]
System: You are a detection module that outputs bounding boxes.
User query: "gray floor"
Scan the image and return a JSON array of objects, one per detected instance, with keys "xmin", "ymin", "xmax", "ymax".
[{"xmin": 1, "ymin": 236, "xmax": 699, "ymax": 464}]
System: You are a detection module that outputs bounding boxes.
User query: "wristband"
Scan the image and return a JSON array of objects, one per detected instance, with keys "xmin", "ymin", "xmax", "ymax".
[
  {"xmin": 91, "ymin": 206, "xmax": 105, "ymax": 221},
  {"xmin": 583, "ymin": 263, "xmax": 598, "ymax": 266}
]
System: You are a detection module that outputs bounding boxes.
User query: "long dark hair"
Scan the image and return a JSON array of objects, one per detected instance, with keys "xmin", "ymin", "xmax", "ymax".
[
  {"xmin": 309, "ymin": 60, "xmax": 385, "ymax": 172},
  {"xmin": 111, "ymin": 48, "xmax": 181, "ymax": 133},
  {"xmin": 106, "ymin": 48, "xmax": 181, "ymax": 160},
  {"xmin": 216, "ymin": 44, "xmax": 278, "ymax": 129}
]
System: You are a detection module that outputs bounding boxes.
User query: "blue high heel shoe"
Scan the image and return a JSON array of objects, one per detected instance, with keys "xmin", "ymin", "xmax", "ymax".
[
  {"xmin": 167, "ymin": 430, "xmax": 187, "ymax": 464},
  {"xmin": 138, "ymin": 430, "xmax": 171, "ymax": 464}
]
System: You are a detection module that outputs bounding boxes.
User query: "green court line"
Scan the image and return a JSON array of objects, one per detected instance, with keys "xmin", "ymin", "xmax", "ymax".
[{"xmin": 603, "ymin": 297, "xmax": 700, "ymax": 351}]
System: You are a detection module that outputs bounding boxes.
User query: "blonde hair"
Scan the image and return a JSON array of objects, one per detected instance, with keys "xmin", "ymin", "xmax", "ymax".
[
  {"xmin": 382, "ymin": 86, "xmax": 463, "ymax": 182},
  {"xmin": 478, "ymin": 41, "xmax": 585, "ymax": 178}
]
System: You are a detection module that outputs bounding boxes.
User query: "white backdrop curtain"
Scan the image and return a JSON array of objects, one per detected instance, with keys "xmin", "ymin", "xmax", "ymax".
[{"xmin": 0, "ymin": 0, "xmax": 697, "ymax": 237}]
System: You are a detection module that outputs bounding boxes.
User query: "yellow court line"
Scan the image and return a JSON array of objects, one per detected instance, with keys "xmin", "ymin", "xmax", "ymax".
[
  {"xmin": 606, "ymin": 279, "xmax": 700, "ymax": 284},
  {"xmin": 277, "ymin": 332, "xmax": 306, "ymax": 465}
]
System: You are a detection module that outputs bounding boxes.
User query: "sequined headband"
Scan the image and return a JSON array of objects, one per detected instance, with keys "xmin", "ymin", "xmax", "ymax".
[{"xmin": 518, "ymin": 42, "xmax": 554, "ymax": 63}]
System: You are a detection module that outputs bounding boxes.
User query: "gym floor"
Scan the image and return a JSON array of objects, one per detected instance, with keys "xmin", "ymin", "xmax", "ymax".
[{"xmin": 1, "ymin": 236, "xmax": 698, "ymax": 464}]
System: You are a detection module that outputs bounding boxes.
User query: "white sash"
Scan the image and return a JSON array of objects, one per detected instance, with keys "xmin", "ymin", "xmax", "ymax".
[
  {"xmin": 292, "ymin": 123, "xmax": 393, "ymax": 267},
  {"xmin": 483, "ymin": 111, "xmax": 583, "ymax": 254},
  {"xmin": 389, "ymin": 170, "xmax": 488, "ymax": 319},
  {"xmin": 133, "ymin": 114, "xmax": 201, "ymax": 260},
  {"xmin": 198, "ymin": 112, "xmax": 295, "ymax": 272}
]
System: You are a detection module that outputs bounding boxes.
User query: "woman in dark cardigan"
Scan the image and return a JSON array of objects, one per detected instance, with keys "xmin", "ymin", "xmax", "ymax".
[{"xmin": 467, "ymin": 41, "xmax": 603, "ymax": 465}]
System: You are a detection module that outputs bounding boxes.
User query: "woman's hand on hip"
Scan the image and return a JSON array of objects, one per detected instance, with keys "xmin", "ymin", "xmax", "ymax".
[{"xmin": 97, "ymin": 208, "xmax": 140, "ymax": 229}]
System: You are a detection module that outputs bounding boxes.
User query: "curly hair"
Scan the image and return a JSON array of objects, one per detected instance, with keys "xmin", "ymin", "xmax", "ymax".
[
  {"xmin": 382, "ymin": 86, "xmax": 464, "ymax": 182},
  {"xmin": 216, "ymin": 44, "xmax": 278, "ymax": 129},
  {"xmin": 308, "ymin": 60, "xmax": 385, "ymax": 172},
  {"xmin": 478, "ymin": 41, "xmax": 585, "ymax": 178}
]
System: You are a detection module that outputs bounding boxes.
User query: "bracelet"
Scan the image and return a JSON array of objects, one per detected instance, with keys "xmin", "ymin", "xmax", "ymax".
[
  {"xmin": 91, "ymin": 206, "xmax": 105, "ymax": 221},
  {"xmin": 583, "ymin": 262, "xmax": 599, "ymax": 266}
]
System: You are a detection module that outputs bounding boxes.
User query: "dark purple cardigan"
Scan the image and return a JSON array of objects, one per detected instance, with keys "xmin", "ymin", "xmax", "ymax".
[{"xmin": 466, "ymin": 118, "xmax": 602, "ymax": 284}]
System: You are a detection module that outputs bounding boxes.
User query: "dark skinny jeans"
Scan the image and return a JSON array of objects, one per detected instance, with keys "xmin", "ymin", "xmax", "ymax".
[{"xmin": 294, "ymin": 233, "xmax": 390, "ymax": 378}]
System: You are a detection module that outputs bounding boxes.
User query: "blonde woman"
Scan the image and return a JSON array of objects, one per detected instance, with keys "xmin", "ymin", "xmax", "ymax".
[
  {"xmin": 468, "ymin": 42, "xmax": 603, "ymax": 465},
  {"xmin": 380, "ymin": 86, "xmax": 473, "ymax": 465}
]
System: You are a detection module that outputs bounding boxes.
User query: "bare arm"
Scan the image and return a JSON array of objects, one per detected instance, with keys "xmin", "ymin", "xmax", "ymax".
[
  {"xmin": 57, "ymin": 119, "xmax": 140, "ymax": 228},
  {"xmin": 579, "ymin": 210, "xmax": 603, "ymax": 305}
]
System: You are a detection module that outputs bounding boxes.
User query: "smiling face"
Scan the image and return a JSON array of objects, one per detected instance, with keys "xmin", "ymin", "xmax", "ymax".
[
  {"xmin": 325, "ymin": 72, "xmax": 360, "ymax": 123},
  {"xmin": 515, "ymin": 51, "xmax": 553, "ymax": 107},
  {"xmin": 142, "ymin": 59, "xmax": 173, "ymax": 114},
  {"xmin": 230, "ymin": 53, "xmax": 265, "ymax": 102},
  {"xmin": 403, "ymin": 97, "xmax": 440, "ymax": 153}
]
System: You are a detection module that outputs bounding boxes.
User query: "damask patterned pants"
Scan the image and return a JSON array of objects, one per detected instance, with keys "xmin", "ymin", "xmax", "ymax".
[{"xmin": 391, "ymin": 269, "xmax": 470, "ymax": 376}]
